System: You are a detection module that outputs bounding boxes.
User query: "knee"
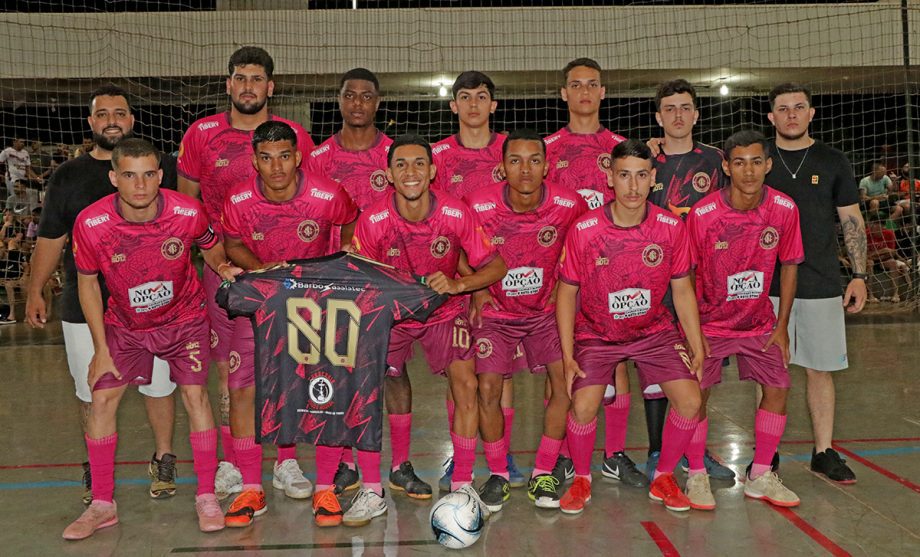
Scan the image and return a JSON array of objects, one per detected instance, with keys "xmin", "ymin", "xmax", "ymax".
[
  {"xmin": 180, "ymin": 386, "xmax": 209, "ymax": 408},
  {"xmin": 570, "ymin": 398, "xmax": 597, "ymax": 424},
  {"xmin": 477, "ymin": 377, "xmax": 502, "ymax": 407},
  {"xmin": 671, "ymin": 393, "xmax": 701, "ymax": 419}
]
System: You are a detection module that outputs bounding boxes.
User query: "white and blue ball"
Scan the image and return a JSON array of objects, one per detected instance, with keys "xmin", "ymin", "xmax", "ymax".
[{"xmin": 430, "ymin": 490, "xmax": 485, "ymax": 549}]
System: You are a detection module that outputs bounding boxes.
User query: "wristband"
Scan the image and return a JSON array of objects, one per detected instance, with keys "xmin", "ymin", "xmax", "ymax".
[{"xmin": 852, "ymin": 273, "xmax": 868, "ymax": 281}]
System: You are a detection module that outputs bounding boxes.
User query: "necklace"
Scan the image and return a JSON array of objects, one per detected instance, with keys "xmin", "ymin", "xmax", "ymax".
[{"xmin": 776, "ymin": 145, "xmax": 810, "ymax": 179}]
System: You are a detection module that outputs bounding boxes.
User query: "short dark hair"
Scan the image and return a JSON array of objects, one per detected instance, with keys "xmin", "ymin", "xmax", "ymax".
[
  {"xmin": 89, "ymin": 84, "xmax": 132, "ymax": 113},
  {"xmin": 501, "ymin": 129, "xmax": 545, "ymax": 159},
  {"xmin": 768, "ymin": 82, "xmax": 811, "ymax": 109},
  {"xmin": 562, "ymin": 58, "xmax": 602, "ymax": 83},
  {"xmin": 228, "ymin": 46, "xmax": 274, "ymax": 78},
  {"xmin": 451, "ymin": 71, "xmax": 495, "ymax": 100},
  {"xmin": 872, "ymin": 161, "xmax": 886, "ymax": 170},
  {"xmin": 723, "ymin": 129, "xmax": 771, "ymax": 159},
  {"xmin": 388, "ymin": 134, "xmax": 432, "ymax": 167},
  {"xmin": 340, "ymin": 68, "xmax": 380, "ymax": 92},
  {"xmin": 611, "ymin": 138, "xmax": 653, "ymax": 162},
  {"xmin": 655, "ymin": 79, "xmax": 697, "ymax": 111},
  {"xmin": 252, "ymin": 121, "xmax": 297, "ymax": 150},
  {"xmin": 111, "ymin": 138, "xmax": 161, "ymax": 170}
]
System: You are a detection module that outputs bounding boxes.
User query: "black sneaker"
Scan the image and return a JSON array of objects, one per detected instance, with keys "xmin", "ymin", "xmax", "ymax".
[
  {"xmin": 478, "ymin": 474, "xmax": 510, "ymax": 513},
  {"xmin": 333, "ymin": 463, "xmax": 360, "ymax": 495},
  {"xmin": 148, "ymin": 453, "xmax": 177, "ymax": 499},
  {"xmin": 744, "ymin": 451, "xmax": 781, "ymax": 478},
  {"xmin": 527, "ymin": 473, "xmax": 561, "ymax": 509},
  {"xmin": 601, "ymin": 452, "xmax": 649, "ymax": 488},
  {"xmin": 811, "ymin": 448, "xmax": 856, "ymax": 484},
  {"xmin": 551, "ymin": 455, "xmax": 575, "ymax": 485},
  {"xmin": 388, "ymin": 461, "xmax": 432, "ymax": 500},
  {"xmin": 81, "ymin": 461, "xmax": 92, "ymax": 505}
]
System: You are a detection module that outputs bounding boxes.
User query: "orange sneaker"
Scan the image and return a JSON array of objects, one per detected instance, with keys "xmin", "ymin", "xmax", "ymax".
[
  {"xmin": 224, "ymin": 489, "xmax": 267, "ymax": 528},
  {"xmin": 649, "ymin": 473, "xmax": 691, "ymax": 512},
  {"xmin": 559, "ymin": 476, "xmax": 592, "ymax": 514},
  {"xmin": 312, "ymin": 488, "xmax": 343, "ymax": 527}
]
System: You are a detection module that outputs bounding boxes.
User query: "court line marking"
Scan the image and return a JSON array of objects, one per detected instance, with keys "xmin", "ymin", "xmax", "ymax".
[
  {"xmin": 770, "ymin": 506, "xmax": 853, "ymax": 557},
  {"xmin": 903, "ymin": 417, "xmax": 920, "ymax": 428},
  {"xmin": 833, "ymin": 444, "xmax": 920, "ymax": 495},
  {"xmin": 169, "ymin": 540, "xmax": 441, "ymax": 553},
  {"xmin": 640, "ymin": 521, "xmax": 681, "ymax": 556}
]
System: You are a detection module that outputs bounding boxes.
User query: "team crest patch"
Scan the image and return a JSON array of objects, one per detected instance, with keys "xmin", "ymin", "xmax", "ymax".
[
  {"xmin": 209, "ymin": 329, "xmax": 219, "ymax": 349},
  {"xmin": 476, "ymin": 338, "xmax": 494, "ymax": 359},
  {"xmin": 370, "ymin": 169, "xmax": 388, "ymax": 192},
  {"xmin": 297, "ymin": 220, "xmax": 320, "ymax": 243},
  {"xmin": 491, "ymin": 163, "xmax": 503, "ymax": 183},
  {"xmin": 642, "ymin": 244, "xmax": 663, "ymax": 267},
  {"xmin": 538, "ymin": 225, "xmax": 558, "ymax": 247},
  {"xmin": 760, "ymin": 226, "xmax": 779, "ymax": 250},
  {"xmin": 597, "ymin": 153, "xmax": 612, "ymax": 171},
  {"xmin": 228, "ymin": 351, "xmax": 241, "ymax": 374},
  {"xmin": 430, "ymin": 236, "xmax": 451, "ymax": 258},
  {"xmin": 161, "ymin": 237, "xmax": 184, "ymax": 260},
  {"xmin": 308, "ymin": 372, "xmax": 334, "ymax": 409},
  {"xmin": 692, "ymin": 171, "xmax": 711, "ymax": 193}
]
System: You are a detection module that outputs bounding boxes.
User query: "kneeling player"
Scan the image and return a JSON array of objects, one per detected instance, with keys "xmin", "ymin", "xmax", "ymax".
[
  {"xmin": 686, "ymin": 130, "xmax": 802, "ymax": 508},
  {"xmin": 556, "ymin": 140, "xmax": 705, "ymax": 514},
  {"xmin": 64, "ymin": 139, "xmax": 241, "ymax": 540}
]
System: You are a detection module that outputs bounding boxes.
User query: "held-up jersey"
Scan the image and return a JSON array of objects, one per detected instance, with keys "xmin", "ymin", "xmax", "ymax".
[
  {"xmin": 73, "ymin": 189, "xmax": 216, "ymax": 331},
  {"xmin": 687, "ymin": 187, "xmax": 804, "ymax": 338},
  {"xmin": 465, "ymin": 182, "xmax": 587, "ymax": 317},
  {"xmin": 221, "ymin": 171, "xmax": 359, "ymax": 263},
  {"xmin": 544, "ymin": 126, "xmax": 625, "ymax": 210},
  {"xmin": 305, "ymin": 131, "xmax": 393, "ymax": 211},
  {"xmin": 217, "ymin": 253, "xmax": 445, "ymax": 450},
  {"xmin": 649, "ymin": 142, "xmax": 726, "ymax": 219},
  {"xmin": 432, "ymin": 133, "xmax": 506, "ymax": 199},
  {"xmin": 559, "ymin": 203, "xmax": 691, "ymax": 344}
]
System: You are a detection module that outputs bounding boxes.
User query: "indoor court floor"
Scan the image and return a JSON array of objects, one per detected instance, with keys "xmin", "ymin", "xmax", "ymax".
[{"xmin": 1, "ymin": 315, "xmax": 919, "ymax": 556}]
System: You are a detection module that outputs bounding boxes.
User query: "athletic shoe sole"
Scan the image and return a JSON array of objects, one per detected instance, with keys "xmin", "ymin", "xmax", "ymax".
[
  {"xmin": 343, "ymin": 507, "xmax": 387, "ymax": 527},
  {"xmin": 530, "ymin": 496, "xmax": 560, "ymax": 509},
  {"xmin": 743, "ymin": 489, "xmax": 800, "ymax": 508},
  {"xmin": 810, "ymin": 470, "xmax": 857, "ymax": 485},
  {"xmin": 387, "ymin": 482, "xmax": 432, "ymax": 500},
  {"xmin": 559, "ymin": 494, "xmax": 590, "ymax": 514},
  {"xmin": 225, "ymin": 506, "xmax": 267, "ymax": 528},
  {"xmin": 272, "ymin": 478, "xmax": 313, "ymax": 499},
  {"xmin": 648, "ymin": 491, "xmax": 691, "ymax": 512}
]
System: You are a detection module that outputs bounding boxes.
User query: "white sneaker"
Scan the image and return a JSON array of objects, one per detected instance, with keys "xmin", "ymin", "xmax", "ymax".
[
  {"xmin": 215, "ymin": 461, "xmax": 243, "ymax": 501},
  {"xmin": 454, "ymin": 483, "xmax": 492, "ymax": 522},
  {"xmin": 272, "ymin": 458, "xmax": 314, "ymax": 499},
  {"xmin": 342, "ymin": 488, "xmax": 388, "ymax": 527},
  {"xmin": 744, "ymin": 471, "xmax": 800, "ymax": 507},
  {"xmin": 685, "ymin": 473, "xmax": 716, "ymax": 511}
]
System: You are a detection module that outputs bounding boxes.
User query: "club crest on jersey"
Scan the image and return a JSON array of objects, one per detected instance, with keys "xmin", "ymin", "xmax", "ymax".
[
  {"xmin": 161, "ymin": 237, "xmax": 184, "ymax": 260},
  {"xmin": 308, "ymin": 373, "xmax": 335, "ymax": 409},
  {"xmin": 297, "ymin": 220, "xmax": 320, "ymax": 243},
  {"xmin": 538, "ymin": 225, "xmax": 558, "ymax": 247},
  {"xmin": 642, "ymin": 244, "xmax": 663, "ymax": 267},
  {"xmin": 491, "ymin": 163, "xmax": 503, "ymax": 183},
  {"xmin": 476, "ymin": 338, "xmax": 494, "ymax": 359},
  {"xmin": 597, "ymin": 153, "xmax": 612, "ymax": 171},
  {"xmin": 210, "ymin": 329, "xmax": 219, "ymax": 349},
  {"xmin": 608, "ymin": 288, "xmax": 652, "ymax": 319},
  {"xmin": 430, "ymin": 236, "xmax": 451, "ymax": 258},
  {"xmin": 727, "ymin": 270, "xmax": 764, "ymax": 301},
  {"xmin": 692, "ymin": 172, "xmax": 711, "ymax": 193},
  {"xmin": 759, "ymin": 227, "xmax": 779, "ymax": 250},
  {"xmin": 369, "ymin": 169, "xmax": 388, "ymax": 192},
  {"xmin": 228, "ymin": 351, "xmax": 240, "ymax": 373}
]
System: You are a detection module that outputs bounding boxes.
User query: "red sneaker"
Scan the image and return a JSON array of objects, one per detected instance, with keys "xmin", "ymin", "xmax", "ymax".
[
  {"xmin": 559, "ymin": 476, "xmax": 592, "ymax": 514},
  {"xmin": 313, "ymin": 488, "xmax": 344, "ymax": 527},
  {"xmin": 224, "ymin": 489, "xmax": 267, "ymax": 527},
  {"xmin": 649, "ymin": 473, "xmax": 691, "ymax": 512}
]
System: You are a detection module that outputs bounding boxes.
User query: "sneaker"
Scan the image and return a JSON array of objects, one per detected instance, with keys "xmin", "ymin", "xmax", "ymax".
[
  {"xmin": 195, "ymin": 493, "xmax": 225, "ymax": 532},
  {"xmin": 602, "ymin": 452, "xmax": 649, "ymax": 488},
  {"xmin": 528, "ymin": 473, "xmax": 561, "ymax": 509},
  {"xmin": 438, "ymin": 457, "xmax": 455, "ymax": 492},
  {"xmin": 81, "ymin": 461, "xmax": 93, "ymax": 505},
  {"xmin": 273, "ymin": 458, "xmax": 314, "ymax": 499},
  {"xmin": 343, "ymin": 488, "xmax": 388, "ymax": 527},
  {"xmin": 744, "ymin": 471, "xmax": 800, "ymax": 507},
  {"xmin": 744, "ymin": 451, "xmax": 780, "ymax": 478},
  {"xmin": 478, "ymin": 474, "xmax": 511, "ymax": 513},
  {"xmin": 506, "ymin": 454, "xmax": 526, "ymax": 488},
  {"xmin": 685, "ymin": 473, "xmax": 716, "ymax": 511},
  {"xmin": 551, "ymin": 455, "xmax": 575, "ymax": 485},
  {"xmin": 680, "ymin": 451, "xmax": 736, "ymax": 480},
  {"xmin": 215, "ymin": 461, "xmax": 243, "ymax": 501},
  {"xmin": 148, "ymin": 453, "xmax": 177, "ymax": 499},
  {"xmin": 649, "ymin": 473, "xmax": 691, "ymax": 512},
  {"xmin": 313, "ymin": 488, "xmax": 344, "ymax": 527},
  {"xmin": 644, "ymin": 451, "xmax": 660, "ymax": 481},
  {"xmin": 453, "ymin": 484, "xmax": 492, "ymax": 522},
  {"xmin": 811, "ymin": 448, "xmax": 857, "ymax": 484},
  {"xmin": 389, "ymin": 461, "xmax": 432, "ymax": 499},
  {"xmin": 63, "ymin": 500, "xmax": 118, "ymax": 540},
  {"xmin": 224, "ymin": 489, "xmax": 267, "ymax": 528},
  {"xmin": 559, "ymin": 476, "xmax": 591, "ymax": 514},
  {"xmin": 333, "ymin": 463, "xmax": 360, "ymax": 495}
]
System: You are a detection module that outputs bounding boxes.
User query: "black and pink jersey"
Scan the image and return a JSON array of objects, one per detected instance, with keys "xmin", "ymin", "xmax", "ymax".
[
  {"xmin": 687, "ymin": 187, "xmax": 804, "ymax": 338},
  {"xmin": 544, "ymin": 126, "xmax": 625, "ymax": 210},
  {"xmin": 649, "ymin": 142, "xmax": 726, "ymax": 219},
  {"xmin": 73, "ymin": 189, "xmax": 217, "ymax": 331},
  {"xmin": 177, "ymin": 112, "xmax": 315, "ymax": 234},
  {"xmin": 432, "ymin": 133, "xmax": 506, "ymax": 199},
  {"xmin": 216, "ymin": 253, "xmax": 444, "ymax": 450},
  {"xmin": 352, "ymin": 192, "xmax": 498, "ymax": 327},
  {"xmin": 465, "ymin": 182, "xmax": 587, "ymax": 317},
  {"xmin": 559, "ymin": 203, "xmax": 691, "ymax": 344},
  {"xmin": 305, "ymin": 131, "xmax": 393, "ymax": 211},
  {"xmin": 221, "ymin": 171, "xmax": 358, "ymax": 263}
]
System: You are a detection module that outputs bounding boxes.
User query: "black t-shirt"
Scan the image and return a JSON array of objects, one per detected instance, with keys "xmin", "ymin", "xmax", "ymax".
[
  {"xmin": 38, "ymin": 152, "xmax": 178, "ymax": 322},
  {"xmin": 766, "ymin": 140, "xmax": 859, "ymax": 299},
  {"xmin": 218, "ymin": 253, "xmax": 445, "ymax": 450},
  {"xmin": 649, "ymin": 141, "xmax": 726, "ymax": 219}
]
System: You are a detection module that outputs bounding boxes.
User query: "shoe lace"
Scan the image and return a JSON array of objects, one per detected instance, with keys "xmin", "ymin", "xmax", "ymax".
[
  {"xmin": 278, "ymin": 459, "xmax": 304, "ymax": 481},
  {"xmin": 156, "ymin": 458, "xmax": 176, "ymax": 482},
  {"xmin": 657, "ymin": 475, "xmax": 681, "ymax": 497},
  {"xmin": 315, "ymin": 489, "xmax": 341, "ymax": 511},
  {"xmin": 229, "ymin": 490, "xmax": 262, "ymax": 512},
  {"xmin": 614, "ymin": 452, "xmax": 640, "ymax": 473},
  {"xmin": 532, "ymin": 475, "xmax": 560, "ymax": 492}
]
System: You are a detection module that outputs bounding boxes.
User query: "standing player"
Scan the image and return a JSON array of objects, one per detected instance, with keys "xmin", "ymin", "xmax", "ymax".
[
  {"xmin": 177, "ymin": 46, "xmax": 316, "ymax": 503},
  {"xmin": 63, "ymin": 139, "xmax": 240, "ymax": 539},
  {"xmin": 26, "ymin": 84, "xmax": 180, "ymax": 504},
  {"xmin": 766, "ymin": 83, "xmax": 866, "ymax": 483},
  {"xmin": 686, "ymin": 130, "xmax": 803, "ymax": 508},
  {"xmin": 556, "ymin": 139, "xmax": 704, "ymax": 514},
  {"xmin": 466, "ymin": 129, "xmax": 586, "ymax": 510}
]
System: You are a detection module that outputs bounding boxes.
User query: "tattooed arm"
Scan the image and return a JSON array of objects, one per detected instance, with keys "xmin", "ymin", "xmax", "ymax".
[{"xmin": 837, "ymin": 203, "xmax": 868, "ymax": 313}]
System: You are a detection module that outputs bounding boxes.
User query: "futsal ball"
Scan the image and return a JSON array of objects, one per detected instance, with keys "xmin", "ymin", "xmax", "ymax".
[{"xmin": 430, "ymin": 490, "xmax": 485, "ymax": 549}]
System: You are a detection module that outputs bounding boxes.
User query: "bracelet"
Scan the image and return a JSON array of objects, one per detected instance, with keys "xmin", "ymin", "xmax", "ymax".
[{"xmin": 852, "ymin": 273, "xmax": 868, "ymax": 281}]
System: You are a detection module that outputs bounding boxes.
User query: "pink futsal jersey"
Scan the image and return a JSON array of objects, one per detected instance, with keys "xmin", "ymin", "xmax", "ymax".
[
  {"xmin": 305, "ymin": 131, "xmax": 393, "ymax": 211},
  {"xmin": 544, "ymin": 126, "xmax": 625, "ymax": 210},
  {"xmin": 432, "ymin": 133, "xmax": 506, "ymax": 199}
]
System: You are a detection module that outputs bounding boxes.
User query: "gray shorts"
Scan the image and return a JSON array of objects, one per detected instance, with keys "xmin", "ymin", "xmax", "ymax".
[{"xmin": 770, "ymin": 296, "xmax": 848, "ymax": 372}]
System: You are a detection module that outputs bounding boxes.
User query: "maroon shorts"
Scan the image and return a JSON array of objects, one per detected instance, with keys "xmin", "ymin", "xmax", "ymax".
[
  {"xmin": 387, "ymin": 314, "xmax": 474, "ymax": 376},
  {"xmin": 474, "ymin": 312, "xmax": 561, "ymax": 376},
  {"xmin": 95, "ymin": 318, "xmax": 210, "ymax": 391},
  {"xmin": 701, "ymin": 334, "xmax": 790, "ymax": 390},
  {"xmin": 574, "ymin": 329, "xmax": 697, "ymax": 393},
  {"xmin": 203, "ymin": 267, "xmax": 256, "ymax": 389}
]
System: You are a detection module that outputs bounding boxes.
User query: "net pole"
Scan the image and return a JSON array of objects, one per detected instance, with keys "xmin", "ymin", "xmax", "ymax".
[{"xmin": 901, "ymin": 0, "xmax": 918, "ymax": 308}]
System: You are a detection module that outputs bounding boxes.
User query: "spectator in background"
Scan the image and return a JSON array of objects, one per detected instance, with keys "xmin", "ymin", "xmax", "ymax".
[
  {"xmin": 25, "ymin": 207, "xmax": 40, "ymax": 243},
  {"xmin": 1, "ymin": 209, "xmax": 25, "ymax": 241},
  {"xmin": 0, "ymin": 138, "xmax": 43, "ymax": 196},
  {"xmin": 73, "ymin": 137, "xmax": 94, "ymax": 157},
  {"xmin": 30, "ymin": 140, "xmax": 53, "ymax": 181},
  {"xmin": 6, "ymin": 179, "xmax": 39, "ymax": 216},
  {"xmin": 867, "ymin": 218, "xmax": 911, "ymax": 303},
  {"xmin": 859, "ymin": 162, "xmax": 902, "ymax": 222},
  {"xmin": 0, "ymin": 217, "xmax": 28, "ymax": 324},
  {"xmin": 897, "ymin": 162, "xmax": 920, "ymax": 199}
]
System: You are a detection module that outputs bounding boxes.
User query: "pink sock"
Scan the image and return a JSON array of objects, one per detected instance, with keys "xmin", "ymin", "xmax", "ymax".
[
  {"xmin": 604, "ymin": 395, "xmax": 630, "ymax": 457},
  {"xmin": 220, "ymin": 425, "xmax": 236, "ymax": 465},
  {"xmin": 315, "ymin": 444, "xmax": 345, "ymax": 491},
  {"xmin": 532, "ymin": 435, "xmax": 563, "ymax": 477},
  {"xmin": 190, "ymin": 428, "xmax": 218, "ymax": 496},
  {"xmin": 389, "ymin": 413, "xmax": 412, "ymax": 470},
  {"xmin": 484, "ymin": 439, "xmax": 509, "ymax": 479},
  {"xmin": 566, "ymin": 412, "xmax": 597, "ymax": 479},
  {"xmin": 446, "ymin": 398, "xmax": 456, "ymax": 431},
  {"xmin": 654, "ymin": 409, "xmax": 699, "ymax": 480},
  {"xmin": 686, "ymin": 418, "xmax": 708, "ymax": 475},
  {"xmin": 341, "ymin": 447, "xmax": 356, "ymax": 469},
  {"xmin": 357, "ymin": 450, "xmax": 382, "ymax": 491},
  {"xmin": 752, "ymin": 409, "xmax": 786, "ymax": 478},
  {"xmin": 233, "ymin": 436, "xmax": 264, "ymax": 490},
  {"xmin": 277, "ymin": 444, "xmax": 296, "ymax": 464},
  {"xmin": 450, "ymin": 432, "xmax": 477, "ymax": 490},
  {"xmin": 86, "ymin": 433, "xmax": 117, "ymax": 503},
  {"xmin": 502, "ymin": 408, "xmax": 515, "ymax": 455},
  {"xmin": 363, "ymin": 482, "xmax": 383, "ymax": 496}
]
